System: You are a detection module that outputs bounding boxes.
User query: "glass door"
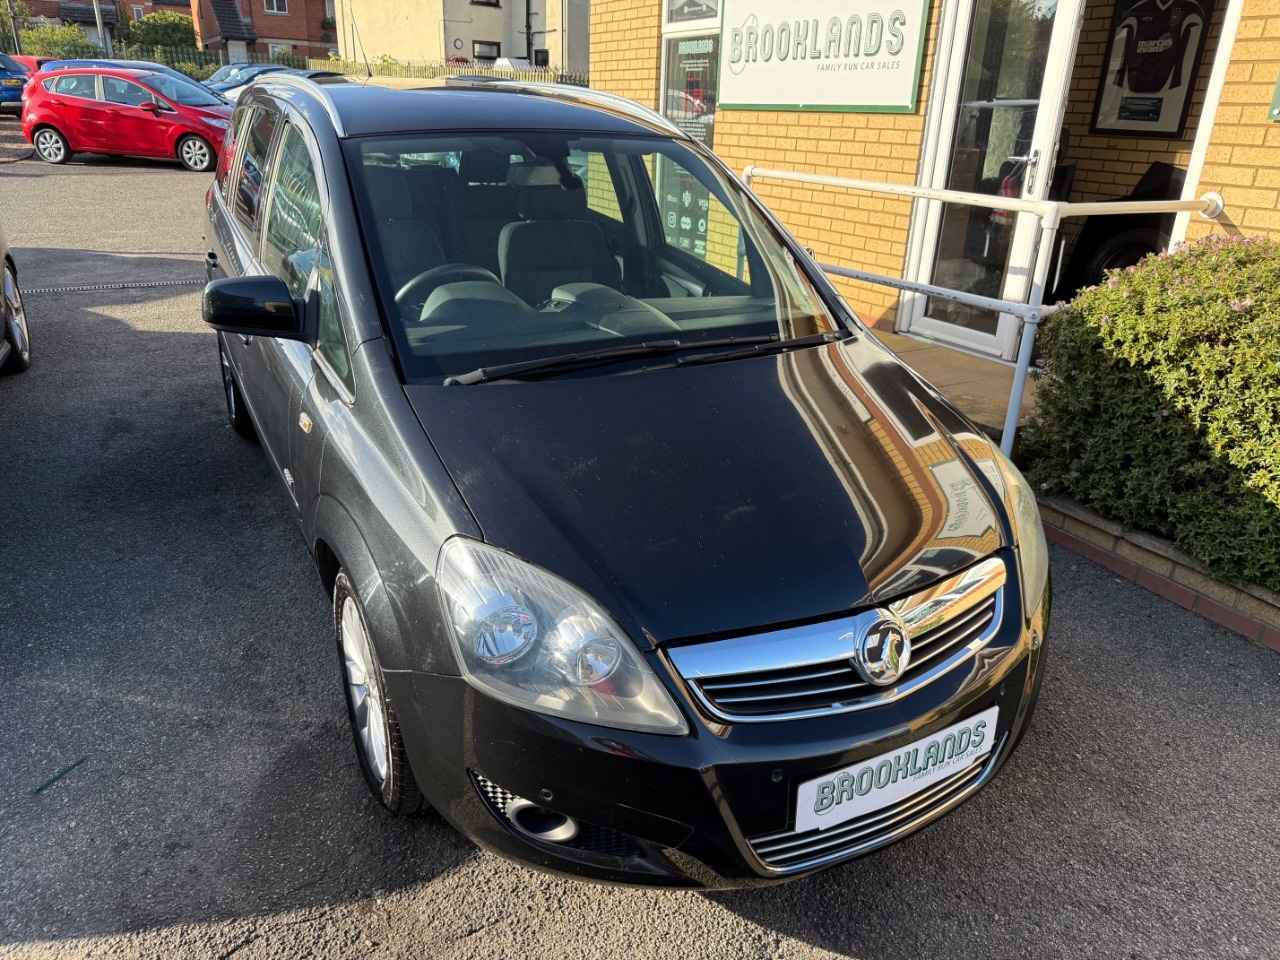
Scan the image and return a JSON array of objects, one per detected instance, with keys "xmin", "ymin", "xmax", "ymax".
[{"xmin": 902, "ymin": 0, "xmax": 1086, "ymax": 359}]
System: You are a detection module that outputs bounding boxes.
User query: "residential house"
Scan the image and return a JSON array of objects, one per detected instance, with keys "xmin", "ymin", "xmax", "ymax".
[
  {"xmin": 331, "ymin": 0, "xmax": 589, "ymax": 71},
  {"xmin": 191, "ymin": 0, "xmax": 336, "ymax": 62}
]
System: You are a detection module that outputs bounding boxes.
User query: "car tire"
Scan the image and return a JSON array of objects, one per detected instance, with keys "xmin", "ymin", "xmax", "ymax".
[
  {"xmin": 218, "ymin": 338, "xmax": 254, "ymax": 438},
  {"xmin": 1082, "ymin": 227, "xmax": 1168, "ymax": 287},
  {"xmin": 32, "ymin": 126, "xmax": 69, "ymax": 165},
  {"xmin": 2, "ymin": 261, "xmax": 31, "ymax": 374},
  {"xmin": 177, "ymin": 135, "xmax": 215, "ymax": 173},
  {"xmin": 334, "ymin": 571, "xmax": 426, "ymax": 815}
]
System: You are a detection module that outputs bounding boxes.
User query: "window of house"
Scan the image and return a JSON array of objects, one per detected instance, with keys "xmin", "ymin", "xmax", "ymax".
[
  {"xmin": 268, "ymin": 42, "xmax": 292, "ymax": 58},
  {"xmin": 264, "ymin": 0, "xmax": 287, "ymax": 13},
  {"xmin": 473, "ymin": 41, "xmax": 500, "ymax": 60},
  {"xmin": 132, "ymin": 5, "xmax": 143, "ymax": 19},
  {"xmin": 471, "ymin": 0, "xmax": 500, "ymax": 6}
]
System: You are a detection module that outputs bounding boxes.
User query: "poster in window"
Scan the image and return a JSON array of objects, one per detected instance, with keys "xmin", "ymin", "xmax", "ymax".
[
  {"xmin": 1092, "ymin": 0, "xmax": 1214, "ymax": 137},
  {"xmin": 661, "ymin": 36, "xmax": 718, "ymax": 262}
]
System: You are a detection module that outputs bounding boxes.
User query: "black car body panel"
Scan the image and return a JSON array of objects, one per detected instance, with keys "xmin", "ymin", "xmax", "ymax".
[
  {"xmin": 405, "ymin": 336, "xmax": 1007, "ymax": 648},
  {"xmin": 201, "ymin": 75, "xmax": 1052, "ymax": 887}
]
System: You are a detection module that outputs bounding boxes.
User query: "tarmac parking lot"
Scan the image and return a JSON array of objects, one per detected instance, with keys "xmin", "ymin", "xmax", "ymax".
[{"xmin": 1, "ymin": 114, "xmax": 1279, "ymax": 959}]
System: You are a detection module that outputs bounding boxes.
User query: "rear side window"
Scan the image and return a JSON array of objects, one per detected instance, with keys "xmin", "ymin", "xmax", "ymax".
[
  {"xmin": 262, "ymin": 125, "xmax": 322, "ymax": 298},
  {"xmin": 50, "ymin": 74, "xmax": 98, "ymax": 100},
  {"xmin": 232, "ymin": 104, "xmax": 281, "ymax": 234},
  {"xmin": 216, "ymin": 104, "xmax": 250, "ymax": 201}
]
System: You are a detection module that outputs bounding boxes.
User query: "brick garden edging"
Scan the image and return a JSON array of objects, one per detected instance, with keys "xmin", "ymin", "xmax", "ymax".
[{"xmin": 1037, "ymin": 496, "xmax": 1280, "ymax": 654}]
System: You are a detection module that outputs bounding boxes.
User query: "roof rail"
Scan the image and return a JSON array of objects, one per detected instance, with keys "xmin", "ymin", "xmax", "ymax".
[
  {"xmin": 257, "ymin": 71, "xmax": 349, "ymax": 137},
  {"xmin": 449, "ymin": 77, "xmax": 685, "ymax": 138}
]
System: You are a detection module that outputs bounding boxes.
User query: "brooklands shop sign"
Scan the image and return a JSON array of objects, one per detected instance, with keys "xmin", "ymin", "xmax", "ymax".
[{"xmin": 717, "ymin": 0, "xmax": 929, "ymax": 112}]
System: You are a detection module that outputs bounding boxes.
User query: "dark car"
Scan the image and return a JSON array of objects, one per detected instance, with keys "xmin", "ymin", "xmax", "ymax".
[
  {"xmin": 1, "ymin": 222, "xmax": 31, "ymax": 374},
  {"xmin": 202, "ymin": 75, "xmax": 1051, "ymax": 888}
]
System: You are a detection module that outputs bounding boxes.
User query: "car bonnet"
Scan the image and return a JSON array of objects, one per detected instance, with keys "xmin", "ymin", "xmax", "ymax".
[{"xmin": 404, "ymin": 334, "xmax": 1009, "ymax": 650}]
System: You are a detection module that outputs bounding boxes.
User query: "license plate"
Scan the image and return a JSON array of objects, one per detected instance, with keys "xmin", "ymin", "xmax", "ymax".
[
  {"xmin": 795, "ymin": 705, "xmax": 999, "ymax": 833},
  {"xmin": 1, "ymin": 79, "xmax": 21, "ymax": 86}
]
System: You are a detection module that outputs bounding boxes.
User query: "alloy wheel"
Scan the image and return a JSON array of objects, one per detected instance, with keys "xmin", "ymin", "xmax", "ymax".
[
  {"xmin": 33, "ymin": 129, "xmax": 65, "ymax": 163},
  {"xmin": 3, "ymin": 266, "xmax": 30, "ymax": 367},
  {"xmin": 180, "ymin": 137, "xmax": 211, "ymax": 171},
  {"xmin": 341, "ymin": 596, "xmax": 390, "ymax": 785}
]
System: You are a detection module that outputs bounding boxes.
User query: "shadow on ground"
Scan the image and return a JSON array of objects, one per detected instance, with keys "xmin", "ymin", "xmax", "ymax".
[{"xmin": 0, "ymin": 283, "xmax": 472, "ymax": 946}]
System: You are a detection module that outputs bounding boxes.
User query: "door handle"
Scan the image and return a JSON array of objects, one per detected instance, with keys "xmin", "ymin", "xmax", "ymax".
[
  {"xmin": 1007, "ymin": 149, "xmax": 1041, "ymax": 192},
  {"xmin": 49, "ymin": 98, "xmax": 65, "ymax": 106}
]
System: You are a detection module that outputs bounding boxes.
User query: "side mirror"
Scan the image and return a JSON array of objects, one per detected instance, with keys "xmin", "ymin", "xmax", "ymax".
[
  {"xmin": 202, "ymin": 275, "xmax": 310, "ymax": 342},
  {"xmin": 139, "ymin": 100, "xmax": 160, "ymax": 113}
]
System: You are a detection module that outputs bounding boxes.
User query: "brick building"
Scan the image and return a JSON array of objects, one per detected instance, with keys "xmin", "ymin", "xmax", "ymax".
[
  {"xmin": 590, "ymin": 0, "xmax": 1271, "ymax": 365},
  {"xmin": 191, "ymin": 0, "xmax": 336, "ymax": 62}
]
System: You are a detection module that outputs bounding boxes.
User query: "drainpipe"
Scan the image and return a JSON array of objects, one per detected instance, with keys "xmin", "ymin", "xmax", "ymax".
[{"xmin": 90, "ymin": 0, "xmax": 112, "ymax": 55}]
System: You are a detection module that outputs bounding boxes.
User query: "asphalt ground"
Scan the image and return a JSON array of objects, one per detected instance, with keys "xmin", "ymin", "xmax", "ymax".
[{"xmin": 1, "ymin": 115, "xmax": 1279, "ymax": 959}]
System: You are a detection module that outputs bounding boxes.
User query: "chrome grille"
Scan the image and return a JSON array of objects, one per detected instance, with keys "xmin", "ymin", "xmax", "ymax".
[
  {"xmin": 749, "ymin": 740, "xmax": 1003, "ymax": 873},
  {"xmin": 670, "ymin": 556, "xmax": 1007, "ymax": 722}
]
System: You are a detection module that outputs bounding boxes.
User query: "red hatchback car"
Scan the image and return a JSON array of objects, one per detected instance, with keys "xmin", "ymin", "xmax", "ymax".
[{"xmin": 23, "ymin": 67, "xmax": 232, "ymax": 171}]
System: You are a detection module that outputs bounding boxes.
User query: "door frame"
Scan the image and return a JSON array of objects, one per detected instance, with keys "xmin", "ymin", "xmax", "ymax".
[{"xmin": 900, "ymin": 0, "xmax": 1087, "ymax": 360}]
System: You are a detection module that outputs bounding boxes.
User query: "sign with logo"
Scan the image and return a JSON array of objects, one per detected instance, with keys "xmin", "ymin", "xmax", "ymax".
[
  {"xmin": 795, "ymin": 705, "xmax": 998, "ymax": 833},
  {"xmin": 718, "ymin": 0, "xmax": 929, "ymax": 112}
]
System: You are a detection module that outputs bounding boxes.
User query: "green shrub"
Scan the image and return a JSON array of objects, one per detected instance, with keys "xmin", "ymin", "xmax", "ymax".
[
  {"xmin": 19, "ymin": 25, "xmax": 100, "ymax": 58},
  {"xmin": 170, "ymin": 60, "xmax": 216, "ymax": 81},
  {"xmin": 122, "ymin": 10, "xmax": 196, "ymax": 48},
  {"xmin": 1025, "ymin": 233, "xmax": 1280, "ymax": 591}
]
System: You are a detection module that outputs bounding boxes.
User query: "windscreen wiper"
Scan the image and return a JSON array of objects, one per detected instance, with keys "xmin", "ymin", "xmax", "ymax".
[
  {"xmin": 442, "ymin": 335, "xmax": 782, "ymax": 385},
  {"xmin": 675, "ymin": 330, "xmax": 852, "ymax": 368}
]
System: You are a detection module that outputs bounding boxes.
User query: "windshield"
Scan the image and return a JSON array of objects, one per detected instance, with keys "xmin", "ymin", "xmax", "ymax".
[
  {"xmin": 345, "ymin": 132, "xmax": 845, "ymax": 382},
  {"xmin": 207, "ymin": 64, "xmax": 249, "ymax": 83},
  {"xmin": 145, "ymin": 73, "xmax": 224, "ymax": 107},
  {"xmin": 0, "ymin": 54, "xmax": 26, "ymax": 75}
]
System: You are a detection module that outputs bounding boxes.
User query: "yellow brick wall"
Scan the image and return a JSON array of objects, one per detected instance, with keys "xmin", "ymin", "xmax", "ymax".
[
  {"xmin": 589, "ymin": 0, "xmax": 663, "ymax": 109},
  {"xmin": 1186, "ymin": 0, "xmax": 1280, "ymax": 239},
  {"xmin": 590, "ymin": 0, "xmax": 938, "ymax": 327}
]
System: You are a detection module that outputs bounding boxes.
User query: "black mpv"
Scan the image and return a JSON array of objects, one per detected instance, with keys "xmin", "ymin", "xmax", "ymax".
[{"xmin": 203, "ymin": 73, "xmax": 1051, "ymax": 887}]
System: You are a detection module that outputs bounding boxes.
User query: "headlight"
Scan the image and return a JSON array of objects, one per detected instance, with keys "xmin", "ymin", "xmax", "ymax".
[
  {"xmin": 992, "ymin": 449, "xmax": 1050, "ymax": 619},
  {"xmin": 203, "ymin": 117, "xmax": 230, "ymax": 129},
  {"xmin": 436, "ymin": 538, "xmax": 688, "ymax": 735}
]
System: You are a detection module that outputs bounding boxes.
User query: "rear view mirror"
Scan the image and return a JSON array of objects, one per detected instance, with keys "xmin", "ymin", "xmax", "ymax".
[{"xmin": 202, "ymin": 275, "xmax": 309, "ymax": 342}]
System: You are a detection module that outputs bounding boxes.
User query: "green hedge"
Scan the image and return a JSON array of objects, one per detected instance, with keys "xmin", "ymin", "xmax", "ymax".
[{"xmin": 1024, "ymin": 233, "xmax": 1280, "ymax": 592}]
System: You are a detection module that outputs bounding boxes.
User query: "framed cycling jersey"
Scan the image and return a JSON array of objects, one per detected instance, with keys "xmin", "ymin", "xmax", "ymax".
[{"xmin": 1092, "ymin": 0, "xmax": 1214, "ymax": 137}]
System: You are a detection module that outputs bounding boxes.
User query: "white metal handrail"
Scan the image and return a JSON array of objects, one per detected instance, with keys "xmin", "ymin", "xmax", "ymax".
[{"xmin": 741, "ymin": 165, "xmax": 1224, "ymax": 453}]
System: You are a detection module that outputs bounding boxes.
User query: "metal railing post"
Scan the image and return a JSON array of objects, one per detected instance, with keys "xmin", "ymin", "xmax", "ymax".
[{"xmin": 999, "ymin": 211, "xmax": 1060, "ymax": 455}]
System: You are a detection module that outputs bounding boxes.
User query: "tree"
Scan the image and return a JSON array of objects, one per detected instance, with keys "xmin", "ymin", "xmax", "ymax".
[
  {"xmin": 1, "ymin": 0, "xmax": 31, "ymax": 52},
  {"xmin": 19, "ymin": 24, "xmax": 98, "ymax": 57},
  {"xmin": 124, "ymin": 10, "xmax": 195, "ymax": 47}
]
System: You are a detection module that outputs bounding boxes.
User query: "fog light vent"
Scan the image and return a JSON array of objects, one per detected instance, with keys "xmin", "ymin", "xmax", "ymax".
[{"xmin": 471, "ymin": 772, "xmax": 643, "ymax": 859}]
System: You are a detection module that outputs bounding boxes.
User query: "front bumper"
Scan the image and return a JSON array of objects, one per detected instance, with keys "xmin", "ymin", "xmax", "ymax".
[{"xmin": 387, "ymin": 581, "xmax": 1050, "ymax": 888}]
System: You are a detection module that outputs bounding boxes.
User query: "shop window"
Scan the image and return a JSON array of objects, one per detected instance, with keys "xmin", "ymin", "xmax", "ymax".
[
  {"xmin": 473, "ymin": 41, "xmax": 500, "ymax": 60},
  {"xmin": 661, "ymin": 34, "xmax": 718, "ymax": 148}
]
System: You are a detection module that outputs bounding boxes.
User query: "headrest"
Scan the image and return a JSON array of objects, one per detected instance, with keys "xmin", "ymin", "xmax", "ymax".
[
  {"xmin": 507, "ymin": 160, "xmax": 563, "ymax": 188},
  {"xmin": 516, "ymin": 185, "xmax": 588, "ymax": 221},
  {"xmin": 362, "ymin": 165, "xmax": 411, "ymax": 214},
  {"xmin": 458, "ymin": 149, "xmax": 510, "ymax": 184}
]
